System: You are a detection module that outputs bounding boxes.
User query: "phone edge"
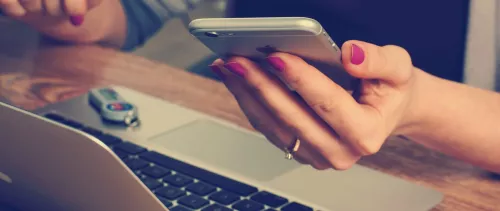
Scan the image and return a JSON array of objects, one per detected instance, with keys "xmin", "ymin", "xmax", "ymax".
[{"xmin": 188, "ymin": 17, "xmax": 324, "ymax": 36}]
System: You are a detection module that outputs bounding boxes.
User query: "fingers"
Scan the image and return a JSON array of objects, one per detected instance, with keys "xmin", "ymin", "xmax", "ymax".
[
  {"xmin": 221, "ymin": 57, "xmax": 361, "ymax": 170},
  {"xmin": 210, "ymin": 40, "xmax": 415, "ymax": 170},
  {"xmin": 0, "ymin": 0, "xmax": 26, "ymax": 17},
  {"xmin": 264, "ymin": 41, "xmax": 415, "ymax": 155},
  {"xmin": 63, "ymin": 0, "xmax": 87, "ymax": 16},
  {"xmin": 43, "ymin": 0, "xmax": 63, "ymax": 16},
  {"xmin": 211, "ymin": 59, "xmax": 331, "ymax": 169},
  {"xmin": 265, "ymin": 52, "xmax": 377, "ymax": 154},
  {"xmin": 341, "ymin": 40, "xmax": 414, "ymax": 85},
  {"xmin": 19, "ymin": 0, "xmax": 42, "ymax": 13},
  {"xmin": 1, "ymin": 0, "xmax": 87, "ymax": 25}
]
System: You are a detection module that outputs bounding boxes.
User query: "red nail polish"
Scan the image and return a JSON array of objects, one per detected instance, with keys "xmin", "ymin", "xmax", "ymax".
[
  {"xmin": 351, "ymin": 44, "xmax": 365, "ymax": 65},
  {"xmin": 209, "ymin": 65, "xmax": 225, "ymax": 79},
  {"xmin": 266, "ymin": 57, "xmax": 286, "ymax": 72},
  {"xmin": 70, "ymin": 16, "xmax": 84, "ymax": 26},
  {"xmin": 223, "ymin": 62, "xmax": 246, "ymax": 77}
]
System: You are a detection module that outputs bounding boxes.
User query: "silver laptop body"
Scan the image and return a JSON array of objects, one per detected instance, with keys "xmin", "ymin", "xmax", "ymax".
[{"xmin": 0, "ymin": 85, "xmax": 443, "ymax": 211}]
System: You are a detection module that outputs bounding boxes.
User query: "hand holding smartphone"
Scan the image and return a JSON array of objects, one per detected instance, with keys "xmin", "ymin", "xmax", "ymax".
[{"xmin": 188, "ymin": 17, "xmax": 353, "ymax": 88}]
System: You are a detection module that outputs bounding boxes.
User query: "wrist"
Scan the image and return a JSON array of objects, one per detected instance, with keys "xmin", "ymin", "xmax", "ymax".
[{"xmin": 393, "ymin": 68, "xmax": 438, "ymax": 138}]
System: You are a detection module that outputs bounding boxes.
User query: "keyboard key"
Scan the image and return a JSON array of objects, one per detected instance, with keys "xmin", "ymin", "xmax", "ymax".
[
  {"xmin": 123, "ymin": 158, "xmax": 149, "ymax": 170},
  {"xmin": 96, "ymin": 134, "xmax": 122, "ymax": 145},
  {"xmin": 209, "ymin": 190, "xmax": 241, "ymax": 205},
  {"xmin": 163, "ymin": 174, "xmax": 194, "ymax": 187},
  {"xmin": 169, "ymin": 206, "xmax": 192, "ymax": 211},
  {"xmin": 155, "ymin": 186, "xmax": 186, "ymax": 200},
  {"xmin": 141, "ymin": 151, "xmax": 258, "ymax": 196},
  {"xmin": 82, "ymin": 127, "xmax": 103, "ymax": 137},
  {"xmin": 281, "ymin": 202, "xmax": 313, "ymax": 211},
  {"xmin": 250, "ymin": 191, "xmax": 288, "ymax": 208},
  {"xmin": 114, "ymin": 142, "xmax": 147, "ymax": 155},
  {"xmin": 178, "ymin": 195, "xmax": 210, "ymax": 209},
  {"xmin": 141, "ymin": 166, "xmax": 171, "ymax": 179},
  {"xmin": 157, "ymin": 196, "xmax": 173, "ymax": 208},
  {"xmin": 113, "ymin": 148, "xmax": 129, "ymax": 159},
  {"xmin": 64, "ymin": 119, "xmax": 84, "ymax": 129},
  {"xmin": 186, "ymin": 182, "xmax": 216, "ymax": 196},
  {"xmin": 232, "ymin": 199, "xmax": 264, "ymax": 211},
  {"xmin": 44, "ymin": 113, "xmax": 66, "ymax": 122},
  {"xmin": 202, "ymin": 204, "xmax": 233, "ymax": 211},
  {"xmin": 139, "ymin": 175, "xmax": 163, "ymax": 190}
]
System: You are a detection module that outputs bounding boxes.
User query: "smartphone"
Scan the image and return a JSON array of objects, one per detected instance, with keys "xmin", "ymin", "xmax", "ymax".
[{"xmin": 188, "ymin": 17, "xmax": 352, "ymax": 87}]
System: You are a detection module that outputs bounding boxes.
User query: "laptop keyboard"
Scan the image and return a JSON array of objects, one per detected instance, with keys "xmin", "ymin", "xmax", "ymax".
[{"xmin": 43, "ymin": 113, "xmax": 316, "ymax": 211}]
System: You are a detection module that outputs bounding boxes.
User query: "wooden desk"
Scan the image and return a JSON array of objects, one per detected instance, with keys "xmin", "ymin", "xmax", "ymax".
[{"xmin": 0, "ymin": 22, "xmax": 499, "ymax": 211}]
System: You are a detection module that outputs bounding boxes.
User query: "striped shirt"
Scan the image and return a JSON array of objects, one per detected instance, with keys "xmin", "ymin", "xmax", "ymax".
[{"xmin": 121, "ymin": 0, "xmax": 500, "ymax": 91}]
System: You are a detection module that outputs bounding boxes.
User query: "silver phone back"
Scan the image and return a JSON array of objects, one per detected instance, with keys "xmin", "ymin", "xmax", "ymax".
[
  {"xmin": 189, "ymin": 17, "xmax": 341, "ymax": 62},
  {"xmin": 189, "ymin": 17, "xmax": 351, "ymax": 87}
]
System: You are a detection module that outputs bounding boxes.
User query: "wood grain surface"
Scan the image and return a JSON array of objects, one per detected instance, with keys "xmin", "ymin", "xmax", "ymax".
[{"xmin": 0, "ymin": 20, "xmax": 499, "ymax": 211}]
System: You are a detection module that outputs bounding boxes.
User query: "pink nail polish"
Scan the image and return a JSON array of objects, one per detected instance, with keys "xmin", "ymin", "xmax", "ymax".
[
  {"xmin": 351, "ymin": 44, "xmax": 365, "ymax": 65},
  {"xmin": 209, "ymin": 65, "xmax": 225, "ymax": 79},
  {"xmin": 70, "ymin": 16, "xmax": 84, "ymax": 26},
  {"xmin": 266, "ymin": 57, "xmax": 286, "ymax": 72},
  {"xmin": 223, "ymin": 62, "xmax": 246, "ymax": 77}
]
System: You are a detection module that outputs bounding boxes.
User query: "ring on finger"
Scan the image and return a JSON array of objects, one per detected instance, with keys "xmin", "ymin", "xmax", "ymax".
[{"xmin": 284, "ymin": 138, "xmax": 301, "ymax": 160}]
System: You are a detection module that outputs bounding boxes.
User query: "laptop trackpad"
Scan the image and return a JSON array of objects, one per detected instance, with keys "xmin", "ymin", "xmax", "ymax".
[{"xmin": 148, "ymin": 120, "xmax": 300, "ymax": 181}]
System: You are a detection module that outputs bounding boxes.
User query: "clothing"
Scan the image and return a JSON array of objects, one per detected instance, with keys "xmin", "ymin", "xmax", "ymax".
[
  {"xmin": 121, "ymin": 0, "xmax": 499, "ymax": 91},
  {"xmin": 120, "ymin": 0, "xmax": 200, "ymax": 51}
]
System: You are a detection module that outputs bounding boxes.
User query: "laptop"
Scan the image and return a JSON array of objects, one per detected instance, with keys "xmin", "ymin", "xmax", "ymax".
[{"xmin": 0, "ymin": 85, "xmax": 443, "ymax": 211}]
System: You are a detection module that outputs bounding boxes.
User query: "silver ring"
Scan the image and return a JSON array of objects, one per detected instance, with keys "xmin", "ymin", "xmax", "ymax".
[{"xmin": 284, "ymin": 138, "xmax": 301, "ymax": 160}]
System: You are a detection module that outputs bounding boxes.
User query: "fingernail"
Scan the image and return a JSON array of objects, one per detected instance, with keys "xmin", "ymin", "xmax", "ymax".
[
  {"xmin": 223, "ymin": 62, "xmax": 246, "ymax": 77},
  {"xmin": 266, "ymin": 56, "xmax": 286, "ymax": 72},
  {"xmin": 209, "ymin": 65, "xmax": 225, "ymax": 80},
  {"xmin": 70, "ymin": 16, "xmax": 84, "ymax": 26},
  {"xmin": 351, "ymin": 44, "xmax": 365, "ymax": 65}
]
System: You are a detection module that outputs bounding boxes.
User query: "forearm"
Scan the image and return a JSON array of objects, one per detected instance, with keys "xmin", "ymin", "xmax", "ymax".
[
  {"xmin": 20, "ymin": 0, "xmax": 127, "ymax": 48},
  {"xmin": 404, "ymin": 69, "xmax": 500, "ymax": 173}
]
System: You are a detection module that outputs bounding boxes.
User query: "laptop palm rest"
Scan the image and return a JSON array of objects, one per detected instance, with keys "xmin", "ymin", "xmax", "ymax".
[{"xmin": 148, "ymin": 119, "xmax": 301, "ymax": 182}]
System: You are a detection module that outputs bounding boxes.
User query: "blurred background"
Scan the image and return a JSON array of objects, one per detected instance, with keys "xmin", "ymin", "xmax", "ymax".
[
  {"xmin": 0, "ymin": 0, "xmax": 228, "ymax": 80},
  {"xmin": 0, "ymin": 0, "xmax": 497, "ymax": 90},
  {"xmin": 132, "ymin": 0, "xmax": 227, "ymax": 78}
]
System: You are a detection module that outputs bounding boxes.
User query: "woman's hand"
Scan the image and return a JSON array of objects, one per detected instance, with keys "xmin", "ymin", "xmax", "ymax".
[
  {"xmin": 210, "ymin": 40, "xmax": 419, "ymax": 170},
  {"xmin": 1, "ymin": 0, "xmax": 103, "ymax": 26}
]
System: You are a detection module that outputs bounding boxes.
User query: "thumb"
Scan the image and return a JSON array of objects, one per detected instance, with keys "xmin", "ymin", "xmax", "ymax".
[
  {"xmin": 341, "ymin": 40, "xmax": 414, "ymax": 85},
  {"xmin": 68, "ymin": 0, "xmax": 102, "ymax": 26}
]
